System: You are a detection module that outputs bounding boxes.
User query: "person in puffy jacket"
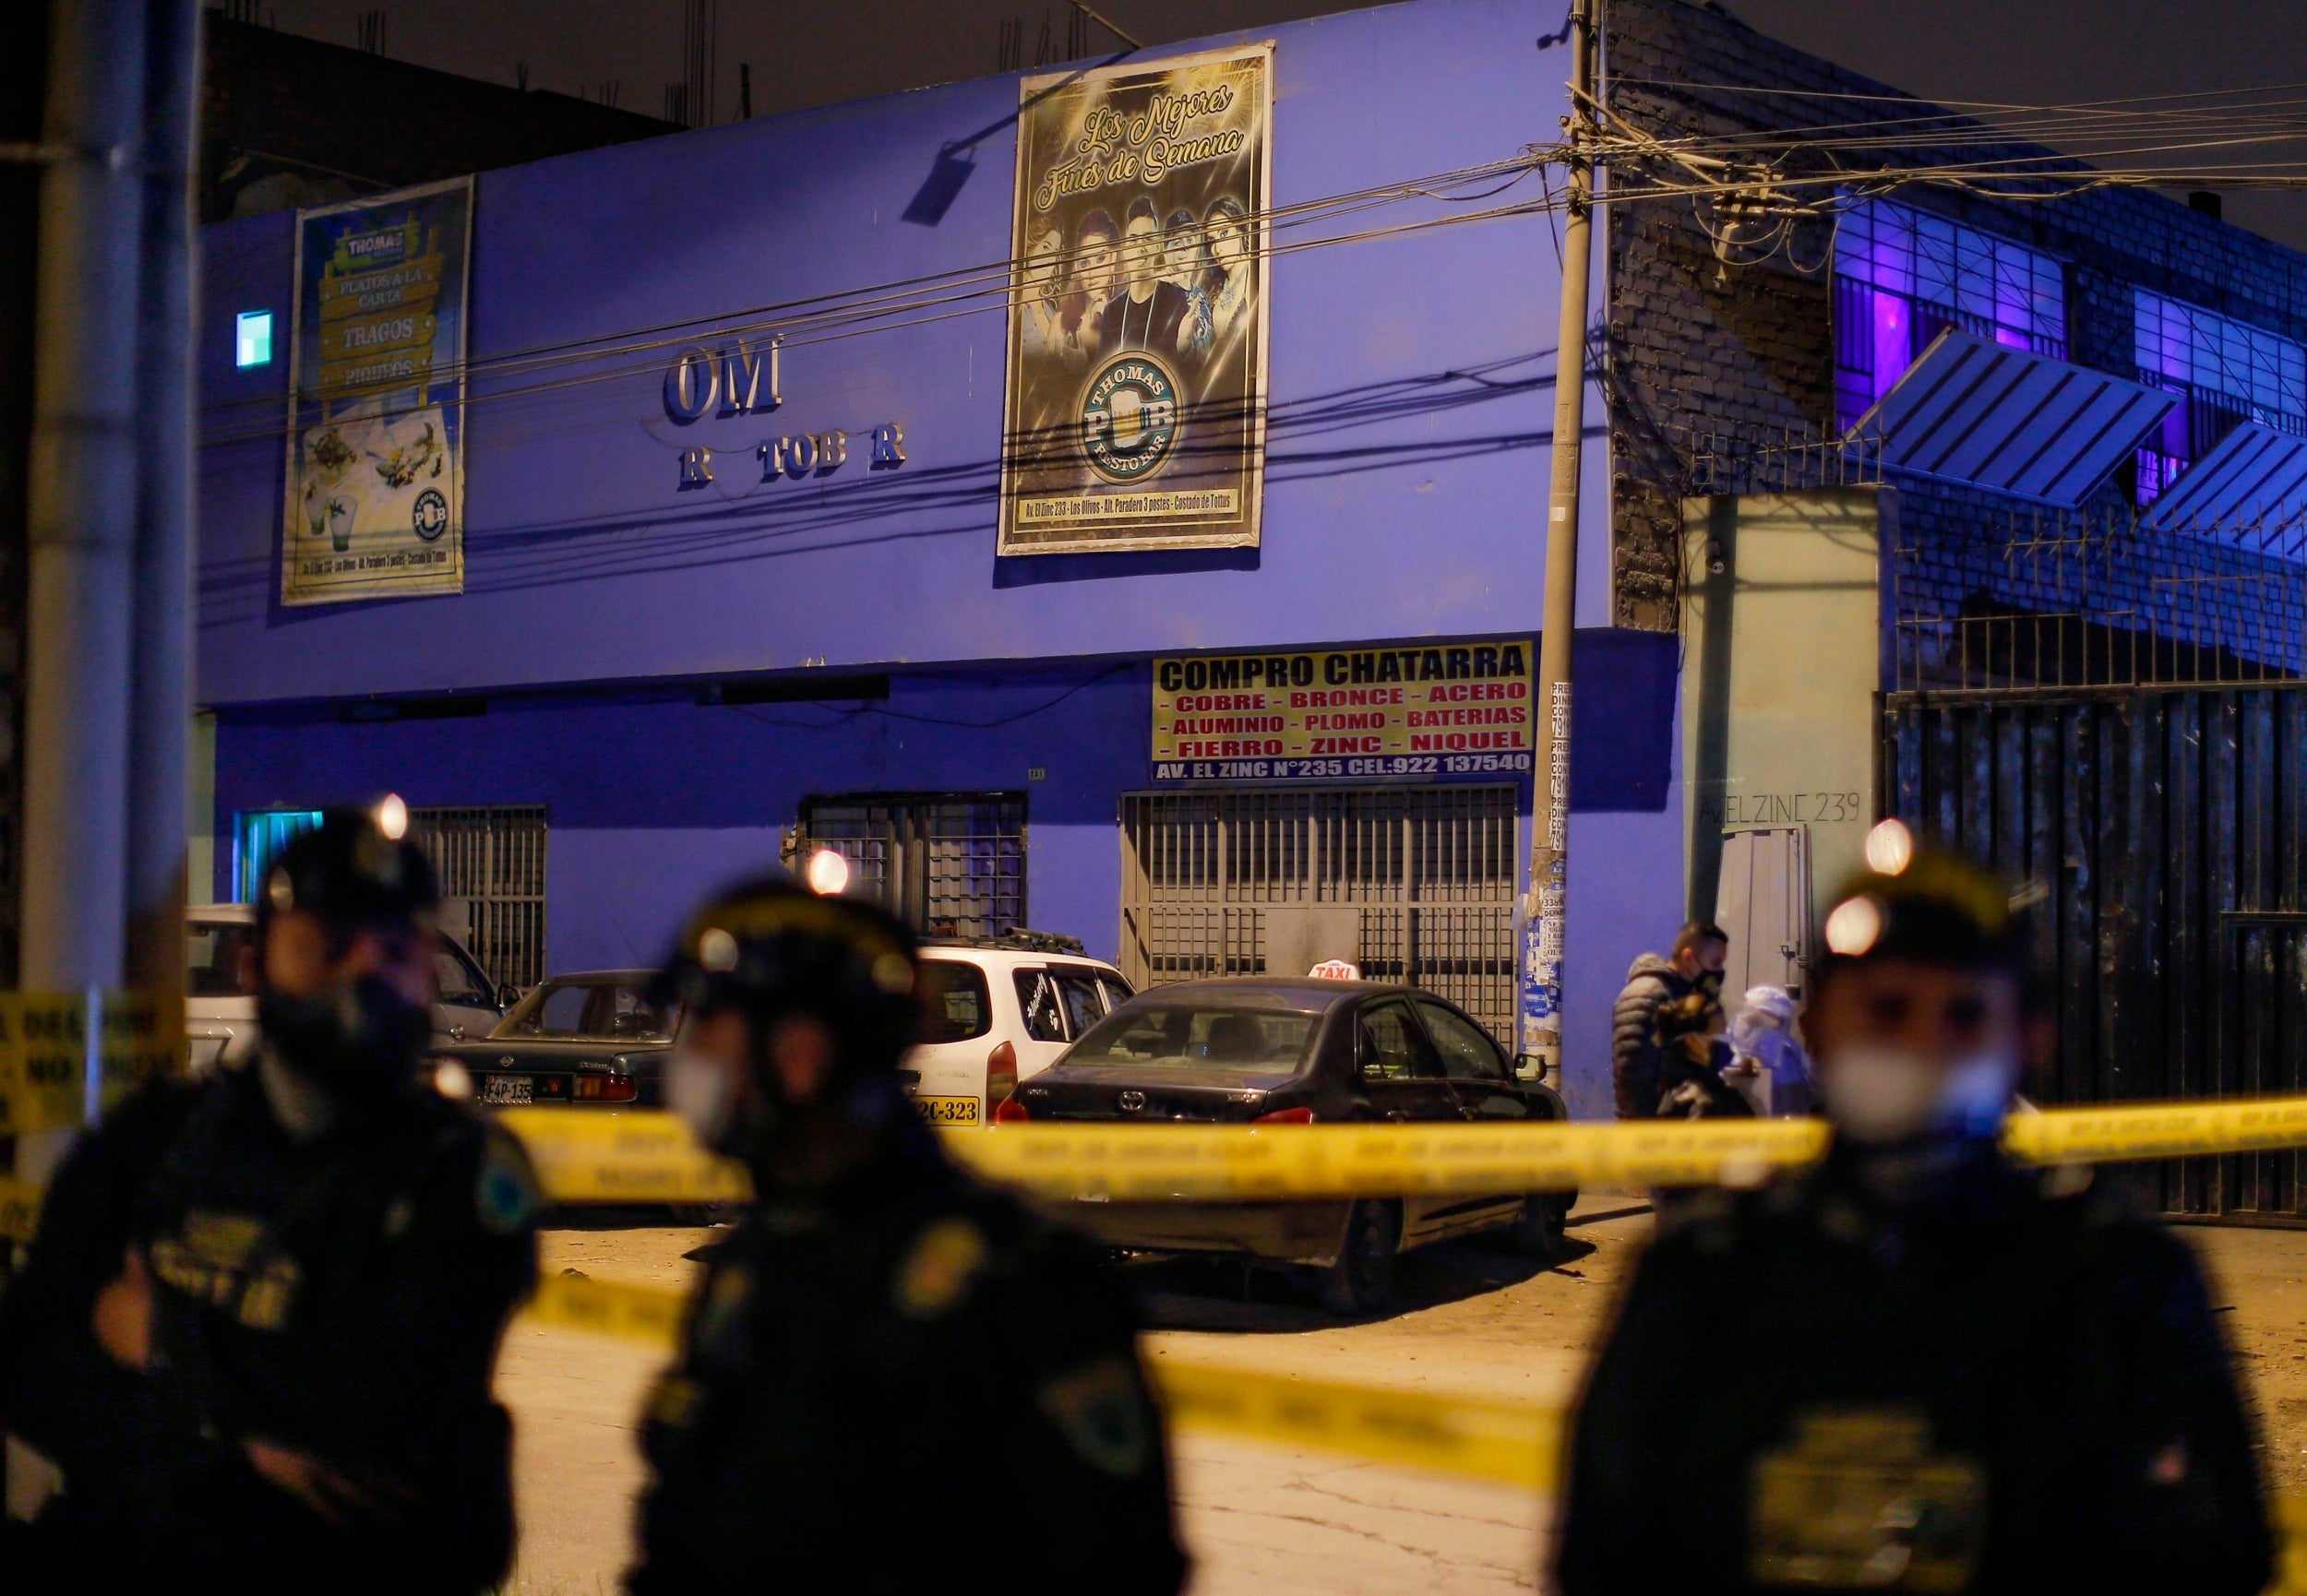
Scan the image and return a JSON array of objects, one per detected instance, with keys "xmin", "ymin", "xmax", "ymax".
[{"xmin": 1609, "ymin": 922, "xmax": 1727, "ymax": 1119}]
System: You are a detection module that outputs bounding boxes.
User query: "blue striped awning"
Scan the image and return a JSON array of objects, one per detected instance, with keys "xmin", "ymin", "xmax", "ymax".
[
  {"xmin": 1849, "ymin": 328, "xmax": 2175, "ymax": 506},
  {"xmin": 2143, "ymin": 422, "xmax": 2307, "ymax": 541}
]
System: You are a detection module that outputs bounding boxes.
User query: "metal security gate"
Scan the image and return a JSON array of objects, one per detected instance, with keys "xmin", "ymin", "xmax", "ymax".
[
  {"xmin": 1883, "ymin": 685, "xmax": 2307, "ymax": 1220},
  {"xmin": 797, "ymin": 794, "xmax": 1026, "ymax": 938},
  {"xmin": 409, "ymin": 805, "xmax": 548, "ymax": 991},
  {"xmin": 1118, "ymin": 787, "xmax": 1519, "ymax": 1036}
]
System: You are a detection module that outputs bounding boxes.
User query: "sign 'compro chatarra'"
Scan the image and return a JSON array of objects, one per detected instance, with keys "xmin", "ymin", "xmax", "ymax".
[{"xmin": 662, "ymin": 337, "xmax": 908, "ymax": 492}]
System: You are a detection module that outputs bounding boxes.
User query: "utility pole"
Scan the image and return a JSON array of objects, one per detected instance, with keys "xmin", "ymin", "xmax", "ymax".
[
  {"xmin": 126, "ymin": 0, "xmax": 201, "ymax": 1005},
  {"xmin": 21, "ymin": 0, "xmax": 148, "ymax": 1072},
  {"xmin": 1520, "ymin": 0, "xmax": 1597, "ymax": 1081}
]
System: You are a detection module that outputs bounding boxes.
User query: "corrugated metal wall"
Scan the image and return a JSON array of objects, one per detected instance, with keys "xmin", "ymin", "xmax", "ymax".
[{"xmin": 1883, "ymin": 685, "xmax": 2307, "ymax": 1219}]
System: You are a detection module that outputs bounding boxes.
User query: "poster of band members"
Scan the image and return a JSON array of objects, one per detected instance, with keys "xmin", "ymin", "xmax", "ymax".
[
  {"xmin": 998, "ymin": 44, "xmax": 1273, "ymax": 555},
  {"xmin": 281, "ymin": 176, "xmax": 472, "ymax": 605}
]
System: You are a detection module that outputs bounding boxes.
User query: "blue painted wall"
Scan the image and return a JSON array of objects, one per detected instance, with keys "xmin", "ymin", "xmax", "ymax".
[
  {"xmin": 213, "ymin": 628, "xmax": 1679, "ymax": 1113},
  {"xmin": 197, "ymin": 0, "xmax": 1610, "ymax": 704},
  {"xmin": 198, "ymin": 0, "xmax": 1682, "ymax": 1114}
]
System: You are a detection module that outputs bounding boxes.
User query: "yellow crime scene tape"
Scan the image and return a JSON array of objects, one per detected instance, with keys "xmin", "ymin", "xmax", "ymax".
[
  {"xmin": 526, "ymin": 1269, "xmax": 1561, "ymax": 1484},
  {"xmin": 499, "ymin": 1094, "xmax": 2307, "ymax": 1209},
  {"xmin": 0, "ymin": 990, "xmax": 176, "ymax": 1139},
  {"xmin": 526, "ymin": 1274, "xmax": 2307, "ymax": 1592}
]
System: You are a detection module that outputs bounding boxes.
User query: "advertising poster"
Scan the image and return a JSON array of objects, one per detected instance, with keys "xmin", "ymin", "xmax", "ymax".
[
  {"xmin": 998, "ymin": 44, "xmax": 1273, "ymax": 555},
  {"xmin": 281, "ymin": 176, "xmax": 472, "ymax": 605},
  {"xmin": 1151, "ymin": 640, "xmax": 1536, "ymax": 783}
]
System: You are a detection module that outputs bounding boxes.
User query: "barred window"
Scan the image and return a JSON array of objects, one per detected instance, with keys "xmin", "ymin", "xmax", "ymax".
[
  {"xmin": 2134, "ymin": 292, "xmax": 2307, "ymax": 505},
  {"xmin": 1835, "ymin": 200, "xmax": 2068, "ymax": 432}
]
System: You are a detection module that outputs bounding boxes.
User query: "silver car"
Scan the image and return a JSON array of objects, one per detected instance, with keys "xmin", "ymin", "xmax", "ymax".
[{"xmin": 185, "ymin": 902, "xmax": 508, "ymax": 1072}]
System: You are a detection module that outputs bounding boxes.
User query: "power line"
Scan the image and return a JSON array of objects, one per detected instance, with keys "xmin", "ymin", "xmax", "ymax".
[
  {"xmin": 197, "ymin": 152, "xmax": 1570, "ymax": 448},
  {"xmin": 197, "ymin": 150, "xmax": 1554, "ymax": 439}
]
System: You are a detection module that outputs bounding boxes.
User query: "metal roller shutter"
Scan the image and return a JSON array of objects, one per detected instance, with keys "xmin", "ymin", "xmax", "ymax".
[{"xmin": 1118, "ymin": 786, "xmax": 1520, "ymax": 1037}]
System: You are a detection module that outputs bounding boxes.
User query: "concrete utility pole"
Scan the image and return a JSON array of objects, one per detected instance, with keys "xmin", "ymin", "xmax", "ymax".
[
  {"xmin": 18, "ymin": 0, "xmax": 197, "ymax": 1149},
  {"xmin": 21, "ymin": 0, "xmax": 150, "ymax": 1054},
  {"xmin": 126, "ymin": 0, "xmax": 201, "ymax": 1001},
  {"xmin": 1521, "ymin": 0, "xmax": 1598, "ymax": 1080}
]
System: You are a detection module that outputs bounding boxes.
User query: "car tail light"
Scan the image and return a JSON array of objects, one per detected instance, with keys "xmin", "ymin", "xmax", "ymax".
[
  {"xmin": 1251, "ymin": 1105, "xmax": 1315, "ymax": 1125},
  {"xmin": 574, "ymin": 1075, "xmax": 639, "ymax": 1103},
  {"xmin": 993, "ymin": 1094, "xmax": 1031, "ymax": 1125},
  {"xmin": 986, "ymin": 1041, "xmax": 1019, "ymax": 1115}
]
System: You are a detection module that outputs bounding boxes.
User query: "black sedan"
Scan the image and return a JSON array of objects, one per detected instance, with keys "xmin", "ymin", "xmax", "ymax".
[
  {"xmin": 1000, "ymin": 978, "xmax": 1574, "ymax": 1315},
  {"xmin": 432, "ymin": 969, "xmax": 674, "ymax": 1109}
]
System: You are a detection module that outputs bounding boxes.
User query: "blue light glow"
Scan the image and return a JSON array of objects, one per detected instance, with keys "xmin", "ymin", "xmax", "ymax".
[{"xmin": 234, "ymin": 309, "xmax": 273, "ymax": 369}]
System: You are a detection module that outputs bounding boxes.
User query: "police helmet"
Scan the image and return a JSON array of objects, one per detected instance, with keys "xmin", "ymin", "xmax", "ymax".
[
  {"xmin": 1817, "ymin": 819, "xmax": 2023, "ymax": 980},
  {"xmin": 258, "ymin": 804, "xmax": 439, "ymax": 935},
  {"xmin": 656, "ymin": 875, "xmax": 921, "ymax": 1069}
]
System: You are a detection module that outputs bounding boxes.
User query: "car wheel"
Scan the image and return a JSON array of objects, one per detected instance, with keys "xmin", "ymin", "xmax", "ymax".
[
  {"xmin": 1316, "ymin": 1199, "xmax": 1402, "ymax": 1316},
  {"xmin": 1512, "ymin": 1192, "xmax": 1572, "ymax": 1258}
]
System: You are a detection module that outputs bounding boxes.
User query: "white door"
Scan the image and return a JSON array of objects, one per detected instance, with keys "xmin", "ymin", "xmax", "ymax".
[{"xmin": 1715, "ymin": 824, "xmax": 1811, "ymax": 1016}]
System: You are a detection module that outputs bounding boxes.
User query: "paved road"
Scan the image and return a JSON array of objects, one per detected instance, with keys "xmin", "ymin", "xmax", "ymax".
[{"xmin": 496, "ymin": 1194, "xmax": 2307, "ymax": 1595}]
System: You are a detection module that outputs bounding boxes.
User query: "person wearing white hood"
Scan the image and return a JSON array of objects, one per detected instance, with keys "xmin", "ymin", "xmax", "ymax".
[
  {"xmin": 1555, "ymin": 820, "xmax": 2270, "ymax": 1596},
  {"xmin": 1724, "ymin": 984, "xmax": 1811, "ymax": 1116}
]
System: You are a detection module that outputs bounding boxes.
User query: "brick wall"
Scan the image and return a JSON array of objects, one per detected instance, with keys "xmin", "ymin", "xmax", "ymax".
[{"xmin": 1605, "ymin": 0, "xmax": 2307, "ymax": 673}]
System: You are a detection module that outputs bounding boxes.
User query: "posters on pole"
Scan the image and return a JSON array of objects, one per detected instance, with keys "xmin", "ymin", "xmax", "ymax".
[
  {"xmin": 998, "ymin": 44, "xmax": 1273, "ymax": 555},
  {"xmin": 1150, "ymin": 640, "xmax": 1536, "ymax": 783},
  {"xmin": 281, "ymin": 176, "xmax": 472, "ymax": 605}
]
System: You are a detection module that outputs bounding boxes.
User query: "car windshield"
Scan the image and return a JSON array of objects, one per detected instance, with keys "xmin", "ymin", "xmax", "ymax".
[
  {"xmin": 1064, "ymin": 1002, "xmax": 1319, "ymax": 1072},
  {"xmin": 185, "ymin": 919, "xmax": 259, "ymax": 998},
  {"xmin": 495, "ymin": 977, "xmax": 673, "ymax": 1041}
]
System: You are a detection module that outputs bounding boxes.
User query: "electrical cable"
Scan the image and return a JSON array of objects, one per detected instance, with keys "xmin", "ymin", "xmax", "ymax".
[{"xmin": 196, "ymin": 149, "xmax": 1552, "ymax": 435}]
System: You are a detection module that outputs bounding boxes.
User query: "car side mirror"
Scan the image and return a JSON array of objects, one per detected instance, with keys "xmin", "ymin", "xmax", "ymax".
[{"xmin": 496, "ymin": 983, "xmax": 520, "ymax": 1011}]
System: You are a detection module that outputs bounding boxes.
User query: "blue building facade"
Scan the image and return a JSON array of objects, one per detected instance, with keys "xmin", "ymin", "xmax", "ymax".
[{"xmin": 197, "ymin": 0, "xmax": 1680, "ymax": 1116}]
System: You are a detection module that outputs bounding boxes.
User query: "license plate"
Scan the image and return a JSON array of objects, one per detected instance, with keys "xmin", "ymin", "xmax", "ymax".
[
  {"xmin": 914, "ymin": 1095, "xmax": 980, "ymax": 1125},
  {"xmin": 481, "ymin": 1076, "xmax": 533, "ymax": 1106}
]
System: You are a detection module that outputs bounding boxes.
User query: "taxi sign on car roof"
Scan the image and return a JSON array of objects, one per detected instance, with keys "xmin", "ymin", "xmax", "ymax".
[{"xmin": 1309, "ymin": 959, "xmax": 1361, "ymax": 981}]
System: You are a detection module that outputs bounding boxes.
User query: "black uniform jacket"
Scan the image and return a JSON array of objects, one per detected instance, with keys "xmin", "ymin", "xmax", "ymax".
[
  {"xmin": 630, "ymin": 1113, "xmax": 1189, "ymax": 1596},
  {"xmin": 1556, "ymin": 1141, "xmax": 2272, "ymax": 1596},
  {"xmin": 0, "ymin": 1061, "xmax": 539, "ymax": 1594}
]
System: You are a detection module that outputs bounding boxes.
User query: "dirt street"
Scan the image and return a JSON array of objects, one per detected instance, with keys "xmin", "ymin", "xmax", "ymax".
[{"xmin": 496, "ymin": 1197, "xmax": 2307, "ymax": 1595}]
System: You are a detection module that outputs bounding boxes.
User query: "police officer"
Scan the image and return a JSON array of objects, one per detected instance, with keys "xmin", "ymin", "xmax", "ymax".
[
  {"xmin": 1556, "ymin": 824, "xmax": 2270, "ymax": 1594},
  {"xmin": 0, "ymin": 807, "xmax": 538, "ymax": 1593},
  {"xmin": 629, "ymin": 875, "xmax": 1187, "ymax": 1596}
]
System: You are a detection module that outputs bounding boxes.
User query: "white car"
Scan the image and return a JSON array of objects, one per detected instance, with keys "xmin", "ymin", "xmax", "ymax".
[
  {"xmin": 185, "ymin": 902, "xmax": 508, "ymax": 1073},
  {"xmin": 903, "ymin": 935, "xmax": 1133, "ymax": 1126}
]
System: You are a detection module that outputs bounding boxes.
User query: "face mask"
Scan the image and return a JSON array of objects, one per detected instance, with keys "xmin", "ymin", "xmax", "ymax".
[
  {"xmin": 665, "ymin": 1050, "xmax": 745, "ymax": 1155},
  {"xmin": 1696, "ymin": 971, "xmax": 1725, "ymax": 999},
  {"xmin": 260, "ymin": 974, "xmax": 432, "ymax": 1097},
  {"xmin": 1824, "ymin": 1045, "xmax": 2016, "ymax": 1145}
]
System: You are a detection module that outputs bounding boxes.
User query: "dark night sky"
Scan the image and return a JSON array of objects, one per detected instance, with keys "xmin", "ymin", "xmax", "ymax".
[{"xmin": 261, "ymin": 0, "xmax": 2307, "ymax": 253}]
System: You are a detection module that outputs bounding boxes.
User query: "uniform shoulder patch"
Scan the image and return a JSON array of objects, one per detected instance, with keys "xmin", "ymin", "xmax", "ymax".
[
  {"xmin": 892, "ymin": 1215, "xmax": 989, "ymax": 1320},
  {"xmin": 1035, "ymin": 1354, "xmax": 1156, "ymax": 1479},
  {"xmin": 476, "ymin": 1128, "xmax": 541, "ymax": 1235}
]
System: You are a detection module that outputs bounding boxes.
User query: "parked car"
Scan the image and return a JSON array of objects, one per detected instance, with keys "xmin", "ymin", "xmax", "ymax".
[
  {"xmin": 431, "ymin": 969, "xmax": 671, "ymax": 1107},
  {"xmin": 1001, "ymin": 977, "xmax": 1574, "ymax": 1315},
  {"xmin": 905, "ymin": 934, "xmax": 1134, "ymax": 1126},
  {"xmin": 185, "ymin": 902, "xmax": 506, "ymax": 1073}
]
